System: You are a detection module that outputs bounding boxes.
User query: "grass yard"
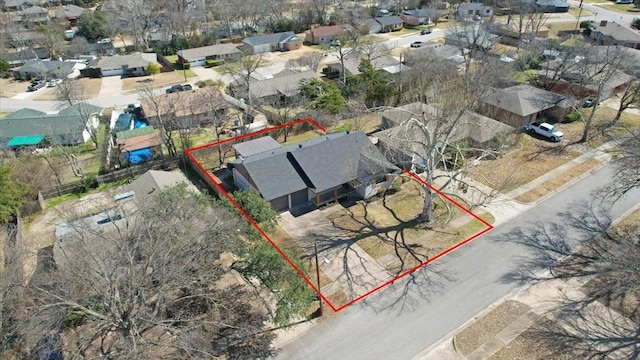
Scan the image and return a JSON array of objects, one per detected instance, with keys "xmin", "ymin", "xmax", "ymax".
[
  {"xmin": 121, "ymin": 71, "xmax": 196, "ymax": 92},
  {"xmin": 488, "ymin": 317, "xmax": 582, "ymax": 360},
  {"xmin": 386, "ymin": 28, "xmax": 420, "ymax": 37},
  {"xmin": 511, "ymin": 69, "xmax": 539, "ymax": 84},
  {"xmin": 0, "ymin": 77, "xmax": 31, "ymax": 98},
  {"xmin": 547, "ymin": 22, "xmax": 581, "ymax": 39},
  {"xmin": 332, "ymin": 113, "xmax": 381, "ymax": 134},
  {"xmin": 561, "ymin": 106, "xmax": 640, "ymax": 147},
  {"xmin": 568, "ymin": 6, "xmax": 593, "ymax": 17},
  {"xmin": 32, "ymin": 78, "xmax": 103, "ymax": 101},
  {"xmin": 455, "ymin": 300, "xmax": 532, "ymax": 356},
  {"xmin": 469, "ymin": 132, "xmax": 581, "ymax": 193},
  {"xmin": 515, "ymin": 158, "xmax": 602, "ymax": 203},
  {"xmin": 325, "ymin": 177, "xmax": 492, "ymax": 274},
  {"xmin": 596, "ymin": 3, "xmax": 639, "ymax": 13}
]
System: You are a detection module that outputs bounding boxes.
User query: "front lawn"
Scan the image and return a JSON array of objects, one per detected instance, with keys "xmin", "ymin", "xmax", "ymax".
[{"xmin": 325, "ymin": 177, "xmax": 493, "ymax": 274}]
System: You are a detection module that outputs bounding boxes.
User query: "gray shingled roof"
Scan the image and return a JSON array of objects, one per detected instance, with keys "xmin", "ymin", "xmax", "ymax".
[
  {"xmin": 248, "ymin": 69, "xmax": 319, "ymax": 98},
  {"xmin": 481, "ymin": 84, "xmax": 566, "ymax": 116},
  {"xmin": 232, "ymin": 136, "xmax": 282, "ymax": 157},
  {"xmin": 230, "ymin": 132, "xmax": 399, "ymax": 200},
  {"xmin": 375, "ymin": 16, "xmax": 403, "ymax": 26},
  {"xmin": 96, "ymin": 53, "xmax": 157, "ymax": 69},
  {"xmin": 12, "ymin": 59, "xmax": 76, "ymax": 77},
  {"xmin": 176, "ymin": 44, "xmax": 240, "ymax": 62},
  {"xmin": 590, "ymin": 21, "xmax": 640, "ymax": 43},
  {"xmin": 243, "ymin": 32, "xmax": 301, "ymax": 46}
]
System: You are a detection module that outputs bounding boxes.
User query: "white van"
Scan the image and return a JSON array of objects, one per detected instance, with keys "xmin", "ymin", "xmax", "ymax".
[{"xmin": 616, "ymin": 0, "xmax": 633, "ymax": 4}]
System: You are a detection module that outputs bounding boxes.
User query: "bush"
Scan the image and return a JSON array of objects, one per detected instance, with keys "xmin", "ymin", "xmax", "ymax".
[
  {"xmin": 177, "ymin": 62, "xmax": 190, "ymax": 70},
  {"xmin": 564, "ymin": 112, "xmax": 581, "ymax": 123},
  {"xmin": 205, "ymin": 59, "xmax": 224, "ymax": 67},
  {"xmin": 195, "ymin": 79, "xmax": 223, "ymax": 88}
]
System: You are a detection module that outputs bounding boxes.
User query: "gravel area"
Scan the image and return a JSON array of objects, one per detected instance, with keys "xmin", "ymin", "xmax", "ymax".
[{"xmin": 454, "ymin": 300, "xmax": 531, "ymax": 356}]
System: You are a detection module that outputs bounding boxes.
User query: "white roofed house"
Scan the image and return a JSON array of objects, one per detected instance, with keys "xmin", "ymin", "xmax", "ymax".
[{"xmin": 92, "ymin": 53, "xmax": 158, "ymax": 77}]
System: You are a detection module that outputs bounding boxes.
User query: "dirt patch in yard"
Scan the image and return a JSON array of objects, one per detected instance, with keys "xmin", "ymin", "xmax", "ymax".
[
  {"xmin": 514, "ymin": 158, "xmax": 602, "ymax": 203},
  {"xmin": 455, "ymin": 300, "xmax": 532, "ymax": 356},
  {"xmin": 0, "ymin": 77, "xmax": 31, "ymax": 98},
  {"xmin": 468, "ymin": 132, "xmax": 581, "ymax": 193},
  {"xmin": 33, "ymin": 78, "xmax": 103, "ymax": 101},
  {"xmin": 121, "ymin": 72, "xmax": 194, "ymax": 92},
  {"xmin": 488, "ymin": 317, "xmax": 586, "ymax": 360}
]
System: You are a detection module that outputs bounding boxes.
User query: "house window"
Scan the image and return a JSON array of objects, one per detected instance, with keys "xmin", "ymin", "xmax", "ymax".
[{"xmin": 486, "ymin": 9, "xmax": 491, "ymax": 13}]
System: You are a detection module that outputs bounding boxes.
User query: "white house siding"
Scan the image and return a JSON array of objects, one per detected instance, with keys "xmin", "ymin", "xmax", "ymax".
[
  {"xmin": 356, "ymin": 174, "xmax": 398, "ymax": 199},
  {"xmin": 189, "ymin": 59, "xmax": 206, "ymax": 67},
  {"xmin": 251, "ymin": 44, "xmax": 271, "ymax": 54}
]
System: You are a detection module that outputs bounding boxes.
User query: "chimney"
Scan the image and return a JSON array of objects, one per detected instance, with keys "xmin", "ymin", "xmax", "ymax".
[{"xmin": 600, "ymin": 20, "xmax": 608, "ymax": 27}]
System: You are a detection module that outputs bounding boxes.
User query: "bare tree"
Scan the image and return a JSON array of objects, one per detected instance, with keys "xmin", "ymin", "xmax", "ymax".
[
  {"xmin": 1, "ymin": 185, "xmax": 276, "ymax": 359},
  {"xmin": 57, "ymin": 81, "xmax": 101, "ymax": 149},
  {"xmin": 222, "ymin": 50, "xmax": 267, "ymax": 107},
  {"xmin": 286, "ymin": 52, "xmax": 326, "ymax": 72},
  {"xmin": 610, "ymin": 78, "xmax": 640, "ymax": 126},
  {"xmin": 139, "ymin": 85, "xmax": 180, "ymax": 157}
]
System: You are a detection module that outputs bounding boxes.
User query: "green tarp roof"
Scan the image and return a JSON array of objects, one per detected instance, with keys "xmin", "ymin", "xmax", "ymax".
[
  {"xmin": 7, "ymin": 135, "xmax": 45, "ymax": 147},
  {"xmin": 115, "ymin": 126, "xmax": 156, "ymax": 139}
]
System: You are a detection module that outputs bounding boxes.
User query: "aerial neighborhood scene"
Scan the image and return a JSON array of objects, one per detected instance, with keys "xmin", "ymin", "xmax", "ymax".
[{"xmin": 1, "ymin": 0, "xmax": 640, "ymax": 358}]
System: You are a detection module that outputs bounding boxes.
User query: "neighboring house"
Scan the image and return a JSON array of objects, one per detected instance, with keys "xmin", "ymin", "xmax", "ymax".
[
  {"xmin": 53, "ymin": 170, "xmax": 198, "ymax": 270},
  {"xmin": 375, "ymin": 102, "xmax": 514, "ymax": 170},
  {"xmin": 538, "ymin": 61, "xmax": 634, "ymax": 100},
  {"xmin": 375, "ymin": 16, "xmax": 404, "ymax": 32},
  {"xmin": 242, "ymin": 32, "xmax": 302, "ymax": 54},
  {"xmin": 228, "ymin": 131, "xmax": 400, "ymax": 211},
  {"xmin": 457, "ymin": 3, "xmax": 494, "ymax": 19},
  {"xmin": 491, "ymin": 21, "xmax": 550, "ymax": 44},
  {"xmin": 359, "ymin": 18, "xmax": 382, "ymax": 34},
  {"xmin": 589, "ymin": 20, "xmax": 640, "ymax": 49},
  {"xmin": 536, "ymin": 0, "xmax": 570, "ymax": 13},
  {"xmin": 304, "ymin": 25, "xmax": 352, "ymax": 45},
  {"xmin": 67, "ymin": 41, "xmax": 116, "ymax": 58},
  {"xmin": 114, "ymin": 126, "xmax": 163, "ymax": 163},
  {"xmin": 10, "ymin": 59, "xmax": 78, "ymax": 80},
  {"xmin": 9, "ymin": 30, "xmax": 47, "ymax": 48},
  {"xmin": 478, "ymin": 84, "xmax": 569, "ymax": 127},
  {"xmin": 1, "ymin": 48, "xmax": 51, "ymax": 66},
  {"xmin": 231, "ymin": 69, "xmax": 320, "ymax": 104},
  {"xmin": 13, "ymin": 5, "xmax": 49, "ymax": 26},
  {"xmin": 53, "ymin": 4, "xmax": 85, "ymax": 26},
  {"xmin": 91, "ymin": 52, "xmax": 157, "ymax": 77},
  {"xmin": 140, "ymin": 87, "xmax": 229, "ymax": 130},
  {"xmin": 4, "ymin": 0, "xmax": 49, "ymax": 11},
  {"xmin": 325, "ymin": 52, "xmax": 410, "ymax": 77},
  {"xmin": 401, "ymin": 9, "xmax": 438, "ymax": 26},
  {"xmin": 0, "ymin": 104, "xmax": 104, "ymax": 148},
  {"xmin": 444, "ymin": 27, "xmax": 500, "ymax": 51},
  {"xmin": 176, "ymin": 44, "xmax": 240, "ymax": 67},
  {"xmin": 411, "ymin": 43, "xmax": 469, "ymax": 63}
]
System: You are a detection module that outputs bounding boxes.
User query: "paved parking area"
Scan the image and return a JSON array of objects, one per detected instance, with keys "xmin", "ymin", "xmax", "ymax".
[{"xmin": 279, "ymin": 206, "xmax": 393, "ymax": 306}]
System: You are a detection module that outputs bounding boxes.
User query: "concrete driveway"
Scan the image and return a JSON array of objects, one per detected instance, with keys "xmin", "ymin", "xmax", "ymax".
[
  {"xmin": 278, "ymin": 205, "xmax": 393, "ymax": 308},
  {"xmin": 98, "ymin": 76, "xmax": 123, "ymax": 96}
]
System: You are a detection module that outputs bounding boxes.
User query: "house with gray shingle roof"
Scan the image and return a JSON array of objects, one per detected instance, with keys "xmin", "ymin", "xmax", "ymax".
[
  {"xmin": 176, "ymin": 44, "xmax": 240, "ymax": 66},
  {"xmin": 53, "ymin": 4, "xmax": 86, "ymax": 26},
  {"xmin": 13, "ymin": 5, "xmax": 49, "ymax": 26},
  {"xmin": 242, "ymin": 32, "xmax": 302, "ymax": 54},
  {"xmin": 375, "ymin": 16, "xmax": 404, "ymax": 32},
  {"xmin": 325, "ymin": 52, "xmax": 410, "ymax": 77},
  {"xmin": 589, "ymin": 21, "xmax": 640, "ymax": 49},
  {"xmin": 228, "ymin": 132, "xmax": 400, "ymax": 211},
  {"xmin": 93, "ymin": 52, "xmax": 157, "ymax": 77},
  {"xmin": 478, "ymin": 84, "xmax": 569, "ymax": 128},
  {"xmin": 10, "ymin": 59, "xmax": 78, "ymax": 80},
  {"xmin": 444, "ymin": 26, "xmax": 500, "ymax": 51},
  {"xmin": 0, "ymin": 104, "xmax": 104, "ymax": 148},
  {"xmin": 231, "ymin": 69, "xmax": 319, "ymax": 103}
]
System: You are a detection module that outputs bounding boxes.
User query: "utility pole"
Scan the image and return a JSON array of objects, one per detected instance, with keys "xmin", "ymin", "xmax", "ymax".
[
  {"xmin": 574, "ymin": 0, "xmax": 584, "ymax": 34},
  {"xmin": 314, "ymin": 241, "xmax": 323, "ymax": 317}
]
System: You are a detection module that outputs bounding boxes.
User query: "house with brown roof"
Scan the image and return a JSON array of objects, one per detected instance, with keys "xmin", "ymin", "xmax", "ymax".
[
  {"xmin": 589, "ymin": 20, "xmax": 640, "ymax": 49},
  {"xmin": 375, "ymin": 102, "xmax": 514, "ymax": 170},
  {"xmin": 114, "ymin": 126, "xmax": 163, "ymax": 154},
  {"xmin": 304, "ymin": 25, "xmax": 353, "ymax": 45},
  {"xmin": 491, "ymin": 21, "xmax": 549, "ymax": 45},
  {"xmin": 140, "ymin": 87, "xmax": 229, "ymax": 131},
  {"xmin": 478, "ymin": 84, "xmax": 569, "ymax": 128}
]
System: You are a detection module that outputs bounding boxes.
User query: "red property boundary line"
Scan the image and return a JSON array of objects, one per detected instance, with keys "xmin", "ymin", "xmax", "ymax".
[{"xmin": 184, "ymin": 119, "xmax": 494, "ymax": 312}]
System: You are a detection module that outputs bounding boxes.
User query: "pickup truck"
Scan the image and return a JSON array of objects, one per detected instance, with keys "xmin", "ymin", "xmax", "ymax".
[
  {"xmin": 523, "ymin": 122, "xmax": 564, "ymax": 142},
  {"xmin": 166, "ymin": 84, "xmax": 193, "ymax": 94}
]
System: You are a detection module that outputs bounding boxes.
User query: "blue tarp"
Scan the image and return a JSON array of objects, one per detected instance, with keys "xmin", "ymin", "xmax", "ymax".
[
  {"xmin": 124, "ymin": 148, "xmax": 152, "ymax": 164},
  {"xmin": 134, "ymin": 120, "xmax": 147, "ymax": 129}
]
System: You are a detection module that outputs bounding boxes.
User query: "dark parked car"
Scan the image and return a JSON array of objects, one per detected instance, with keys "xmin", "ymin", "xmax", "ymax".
[
  {"xmin": 410, "ymin": 41, "xmax": 423, "ymax": 48},
  {"xmin": 420, "ymin": 28, "xmax": 432, "ymax": 35},
  {"xmin": 166, "ymin": 84, "xmax": 193, "ymax": 93},
  {"xmin": 27, "ymin": 81, "xmax": 45, "ymax": 92}
]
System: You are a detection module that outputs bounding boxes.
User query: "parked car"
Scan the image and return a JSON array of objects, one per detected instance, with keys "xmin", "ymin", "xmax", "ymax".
[
  {"xmin": 582, "ymin": 97, "xmax": 597, "ymax": 108},
  {"xmin": 46, "ymin": 79, "xmax": 63, "ymax": 87},
  {"xmin": 27, "ymin": 81, "xmax": 45, "ymax": 92},
  {"xmin": 165, "ymin": 84, "xmax": 193, "ymax": 93},
  {"xmin": 410, "ymin": 41, "xmax": 423, "ymax": 48},
  {"xmin": 420, "ymin": 28, "xmax": 432, "ymax": 35},
  {"xmin": 523, "ymin": 122, "xmax": 564, "ymax": 142}
]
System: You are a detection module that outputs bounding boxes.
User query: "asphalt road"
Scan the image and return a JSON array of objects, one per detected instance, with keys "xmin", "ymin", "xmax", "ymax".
[{"xmin": 276, "ymin": 164, "xmax": 640, "ymax": 360}]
